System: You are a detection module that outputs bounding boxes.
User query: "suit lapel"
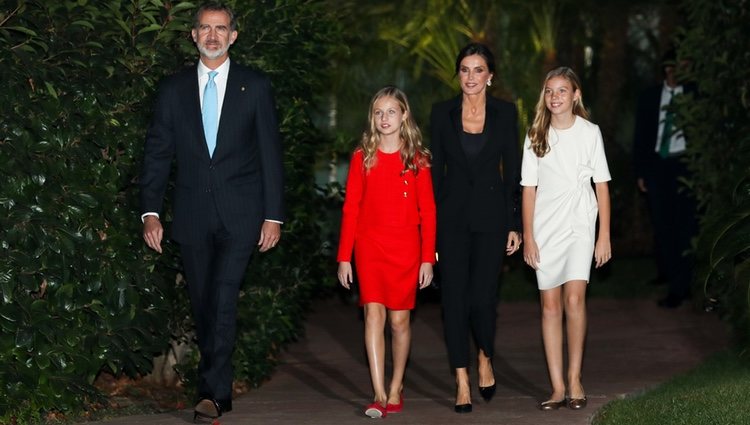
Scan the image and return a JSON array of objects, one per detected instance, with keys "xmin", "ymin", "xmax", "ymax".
[
  {"xmin": 213, "ymin": 65, "xmax": 242, "ymax": 159},
  {"xmin": 184, "ymin": 66, "xmax": 211, "ymax": 158},
  {"xmin": 475, "ymin": 101, "xmax": 498, "ymax": 163}
]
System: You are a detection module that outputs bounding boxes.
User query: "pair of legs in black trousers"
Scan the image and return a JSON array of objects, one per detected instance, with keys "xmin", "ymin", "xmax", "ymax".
[
  {"xmin": 645, "ymin": 157, "xmax": 698, "ymax": 306},
  {"xmin": 179, "ymin": 201, "xmax": 257, "ymax": 414},
  {"xmin": 439, "ymin": 229, "xmax": 505, "ymax": 408}
]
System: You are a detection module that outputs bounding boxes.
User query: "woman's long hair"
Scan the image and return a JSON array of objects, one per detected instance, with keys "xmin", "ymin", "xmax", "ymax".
[
  {"xmin": 528, "ymin": 67, "xmax": 589, "ymax": 157},
  {"xmin": 360, "ymin": 86, "xmax": 431, "ymax": 174}
]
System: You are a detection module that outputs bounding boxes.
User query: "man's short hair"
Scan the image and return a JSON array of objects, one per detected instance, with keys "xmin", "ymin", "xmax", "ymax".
[{"xmin": 193, "ymin": 2, "xmax": 237, "ymax": 31}]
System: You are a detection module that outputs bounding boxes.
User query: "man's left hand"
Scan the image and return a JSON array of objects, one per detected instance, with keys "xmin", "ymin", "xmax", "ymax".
[{"xmin": 258, "ymin": 221, "xmax": 281, "ymax": 252}]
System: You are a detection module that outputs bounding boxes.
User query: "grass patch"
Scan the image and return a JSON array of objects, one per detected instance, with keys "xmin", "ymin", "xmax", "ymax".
[{"xmin": 592, "ymin": 351, "xmax": 750, "ymax": 425}]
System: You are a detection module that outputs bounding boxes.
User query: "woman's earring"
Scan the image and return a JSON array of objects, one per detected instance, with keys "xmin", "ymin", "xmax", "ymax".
[{"xmin": 487, "ymin": 79, "xmax": 492, "ymax": 87}]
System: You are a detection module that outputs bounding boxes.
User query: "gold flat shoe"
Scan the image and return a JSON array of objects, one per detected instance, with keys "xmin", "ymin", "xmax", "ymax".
[
  {"xmin": 539, "ymin": 399, "xmax": 566, "ymax": 411},
  {"xmin": 567, "ymin": 396, "xmax": 587, "ymax": 410}
]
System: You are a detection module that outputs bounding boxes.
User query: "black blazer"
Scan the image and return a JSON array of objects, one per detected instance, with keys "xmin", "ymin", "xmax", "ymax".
[
  {"xmin": 140, "ymin": 62, "xmax": 284, "ymax": 244},
  {"xmin": 430, "ymin": 95, "xmax": 521, "ymax": 234},
  {"xmin": 633, "ymin": 82, "xmax": 696, "ymax": 183}
]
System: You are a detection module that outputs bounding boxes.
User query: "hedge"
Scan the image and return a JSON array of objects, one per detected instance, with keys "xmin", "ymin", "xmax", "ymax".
[{"xmin": 679, "ymin": 0, "xmax": 750, "ymax": 348}]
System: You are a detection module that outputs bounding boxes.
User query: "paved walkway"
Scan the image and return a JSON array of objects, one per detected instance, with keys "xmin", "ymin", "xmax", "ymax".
[{"xmin": 88, "ymin": 297, "xmax": 728, "ymax": 425}]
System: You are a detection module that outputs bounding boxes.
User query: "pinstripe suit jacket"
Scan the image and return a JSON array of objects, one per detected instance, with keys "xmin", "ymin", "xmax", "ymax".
[{"xmin": 140, "ymin": 61, "xmax": 284, "ymax": 245}]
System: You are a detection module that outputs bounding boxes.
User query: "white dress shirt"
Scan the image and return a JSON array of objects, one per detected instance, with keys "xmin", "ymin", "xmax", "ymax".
[
  {"xmin": 197, "ymin": 58, "xmax": 230, "ymax": 120},
  {"xmin": 655, "ymin": 82, "xmax": 686, "ymax": 156}
]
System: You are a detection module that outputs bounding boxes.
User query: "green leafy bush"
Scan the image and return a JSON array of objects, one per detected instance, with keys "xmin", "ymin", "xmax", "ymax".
[
  {"xmin": 0, "ymin": 1, "xmax": 341, "ymax": 422},
  {"xmin": 678, "ymin": 0, "xmax": 750, "ymax": 348}
]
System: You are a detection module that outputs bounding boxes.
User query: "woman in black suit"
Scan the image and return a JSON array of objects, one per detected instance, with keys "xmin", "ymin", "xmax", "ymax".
[{"xmin": 430, "ymin": 42, "xmax": 521, "ymax": 413}]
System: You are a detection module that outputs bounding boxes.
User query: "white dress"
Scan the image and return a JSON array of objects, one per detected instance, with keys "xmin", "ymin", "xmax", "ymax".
[{"xmin": 520, "ymin": 116, "xmax": 611, "ymax": 290}]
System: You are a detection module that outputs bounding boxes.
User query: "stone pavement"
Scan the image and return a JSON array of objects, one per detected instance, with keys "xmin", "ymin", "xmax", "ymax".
[{"xmin": 88, "ymin": 296, "xmax": 728, "ymax": 425}]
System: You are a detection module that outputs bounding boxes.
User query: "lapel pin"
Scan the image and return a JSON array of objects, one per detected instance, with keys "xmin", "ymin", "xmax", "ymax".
[{"xmin": 241, "ymin": 86, "xmax": 246, "ymax": 91}]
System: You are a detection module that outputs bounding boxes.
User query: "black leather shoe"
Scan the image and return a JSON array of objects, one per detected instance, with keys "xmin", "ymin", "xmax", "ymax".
[
  {"xmin": 216, "ymin": 399, "xmax": 232, "ymax": 413},
  {"xmin": 479, "ymin": 383, "xmax": 496, "ymax": 402},
  {"xmin": 193, "ymin": 399, "xmax": 221, "ymax": 422},
  {"xmin": 454, "ymin": 403, "xmax": 472, "ymax": 413}
]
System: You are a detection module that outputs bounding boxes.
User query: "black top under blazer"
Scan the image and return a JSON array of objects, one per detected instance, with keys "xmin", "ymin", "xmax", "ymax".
[
  {"xmin": 140, "ymin": 62, "xmax": 284, "ymax": 245},
  {"xmin": 430, "ymin": 95, "xmax": 521, "ymax": 234}
]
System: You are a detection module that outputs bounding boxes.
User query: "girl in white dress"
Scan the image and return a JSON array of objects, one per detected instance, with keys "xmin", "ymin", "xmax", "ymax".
[{"xmin": 520, "ymin": 67, "xmax": 612, "ymax": 411}]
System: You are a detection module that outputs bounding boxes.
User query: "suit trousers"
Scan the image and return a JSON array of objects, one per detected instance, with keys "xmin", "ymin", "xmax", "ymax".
[
  {"xmin": 179, "ymin": 199, "xmax": 256, "ymax": 408},
  {"xmin": 438, "ymin": 229, "xmax": 505, "ymax": 369},
  {"xmin": 645, "ymin": 156, "xmax": 698, "ymax": 300}
]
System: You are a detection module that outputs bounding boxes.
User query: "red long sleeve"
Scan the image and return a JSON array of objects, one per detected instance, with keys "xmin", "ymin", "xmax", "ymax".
[
  {"xmin": 415, "ymin": 161, "xmax": 436, "ymax": 263},
  {"xmin": 336, "ymin": 150, "xmax": 436, "ymax": 264},
  {"xmin": 337, "ymin": 151, "xmax": 364, "ymax": 262}
]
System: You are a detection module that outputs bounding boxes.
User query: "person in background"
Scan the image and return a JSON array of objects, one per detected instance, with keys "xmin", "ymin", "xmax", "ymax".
[
  {"xmin": 337, "ymin": 86, "xmax": 436, "ymax": 419},
  {"xmin": 633, "ymin": 48, "xmax": 698, "ymax": 308}
]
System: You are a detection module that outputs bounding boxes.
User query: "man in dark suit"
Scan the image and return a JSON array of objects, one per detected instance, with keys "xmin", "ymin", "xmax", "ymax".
[
  {"xmin": 633, "ymin": 49, "xmax": 697, "ymax": 308},
  {"xmin": 140, "ymin": 2, "xmax": 284, "ymax": 420}
]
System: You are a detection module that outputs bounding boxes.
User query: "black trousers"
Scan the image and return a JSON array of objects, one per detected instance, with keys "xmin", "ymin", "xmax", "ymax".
[
  {"xmin": 438, "ymin": 229, "xmax": 505, "ymax": 369},
  {"xmin": 645, "ymin": 157, "xmax": 698, "ymax": 300},
  {"xmin": 179, "ymin": 200, "xmax": 256, "ymax": 409}
]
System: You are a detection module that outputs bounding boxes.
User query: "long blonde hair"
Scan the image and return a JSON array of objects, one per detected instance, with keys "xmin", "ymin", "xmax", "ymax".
[
  {"xmin": 528, "ymin": 67, "xmax": 589, "ymax": 157},
  {"xmin": 360, "ymin": 86, "xmax": 431, "ymax": 174}
]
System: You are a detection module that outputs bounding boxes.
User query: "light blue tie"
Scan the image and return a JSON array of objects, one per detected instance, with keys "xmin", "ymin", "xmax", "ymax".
[{"xmin": 202, "ymin": 70, "xmax": 218, "ymax": 157}]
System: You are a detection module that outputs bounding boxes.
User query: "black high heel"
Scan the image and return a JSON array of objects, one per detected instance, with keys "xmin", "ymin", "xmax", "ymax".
[
  {"xmin": 478, "ymin": 358, "xmax": 496, "ymax": 402},
  {"xmin": 454, "ymin": 382, "xmax": 472, "ymax": 413},
  {"xmin": 479, "ymin": 382, "xmax": 496, "ymax": 402},
  {"xmin": 454, "ymin": 403, "xmax": 472, "ymax": 413}
]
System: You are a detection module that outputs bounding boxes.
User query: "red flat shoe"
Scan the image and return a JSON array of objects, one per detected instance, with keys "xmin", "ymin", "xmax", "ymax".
[
  {"xmin": 386, "ymin": 394, "xmax": 403, "ymax": 413},
  {"xmin": 365, "ymin": 402, "xmax": 387, "ymax": 418}
]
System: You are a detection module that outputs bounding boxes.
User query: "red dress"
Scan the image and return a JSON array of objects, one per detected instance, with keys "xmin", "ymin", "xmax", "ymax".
[{"xmin": 337, "ymin": 149, "xmax": 436, "ymax": 310}]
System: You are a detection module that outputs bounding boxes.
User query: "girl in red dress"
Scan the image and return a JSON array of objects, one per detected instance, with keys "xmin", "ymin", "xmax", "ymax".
[{"xmin": 337, "ymin": 86, "xmax": 437, "ymax": 418}]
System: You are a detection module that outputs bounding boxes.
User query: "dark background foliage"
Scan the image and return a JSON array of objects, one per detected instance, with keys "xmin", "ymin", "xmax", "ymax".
[
  {"xmin": 0, "ymin": 0, "xmax": 341, "ymax": 422},
  {"xmin": 679, "ymin": 0, "xmax": 750, "ymax": 348}
]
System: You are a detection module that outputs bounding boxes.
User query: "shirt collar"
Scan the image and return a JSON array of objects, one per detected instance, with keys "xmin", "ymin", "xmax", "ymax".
[
  {"xmin": 662, "ymin": 81, "xmax": 683, "ymax": 95},
  {"xmin": 198, "ymin": 57, "xmax": 231, "ymax": 79}
]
